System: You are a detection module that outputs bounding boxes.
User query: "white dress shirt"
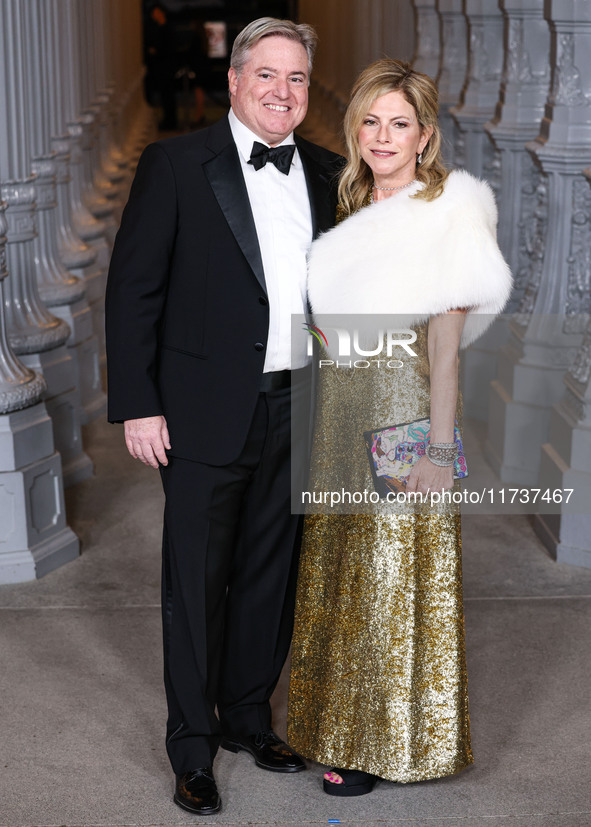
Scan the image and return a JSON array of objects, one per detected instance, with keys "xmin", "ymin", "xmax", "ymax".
[{"xmin": 228, "ymin": 108, "xmax": 313, "ymax": 371}]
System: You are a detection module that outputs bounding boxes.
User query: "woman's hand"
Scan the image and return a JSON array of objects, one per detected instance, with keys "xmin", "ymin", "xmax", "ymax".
[{"xmin": 406, "ymin": 454, "xmax": 454, "ymax": 496}]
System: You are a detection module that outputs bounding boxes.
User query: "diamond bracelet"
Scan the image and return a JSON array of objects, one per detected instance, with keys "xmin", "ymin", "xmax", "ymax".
[{"xmin": 426, "ymin": 442, "xmax": 457, "ymax": 466}]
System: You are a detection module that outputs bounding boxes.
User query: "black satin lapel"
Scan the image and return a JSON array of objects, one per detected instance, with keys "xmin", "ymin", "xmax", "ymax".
[
  {"xmin": 297, "ymin": 143, "xmax": 335, "ymax": 239},
  {"xmin": 203, "ymin": 143, "xmax": 266, "ymax": 294}
]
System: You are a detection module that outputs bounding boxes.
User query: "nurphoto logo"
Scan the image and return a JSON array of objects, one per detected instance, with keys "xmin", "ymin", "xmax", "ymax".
[{"xmin": 303, "ymin": 323, "xmax": 419, "ymax": 369}]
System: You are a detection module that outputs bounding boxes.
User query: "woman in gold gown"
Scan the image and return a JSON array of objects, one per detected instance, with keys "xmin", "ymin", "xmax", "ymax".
[{"xmin": 287, "ymin": 60, "xmax": 511, "ymax": 796}]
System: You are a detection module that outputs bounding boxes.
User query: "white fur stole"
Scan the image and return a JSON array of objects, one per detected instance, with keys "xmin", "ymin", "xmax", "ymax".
[{"xmin": 307, "ymin": 169, "xmax": 512, "ymax": 349}]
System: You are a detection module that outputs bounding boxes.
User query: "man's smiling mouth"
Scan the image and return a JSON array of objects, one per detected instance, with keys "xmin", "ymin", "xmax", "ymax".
[{"xmin": 264, "ymin": 104, "xmax": 290, "ymax": 111}]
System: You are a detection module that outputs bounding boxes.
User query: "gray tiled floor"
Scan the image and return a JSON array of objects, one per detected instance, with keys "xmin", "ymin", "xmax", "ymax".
[{"xmin": 1, "ymin": 415, "xmax": 590, "ymax": 826}]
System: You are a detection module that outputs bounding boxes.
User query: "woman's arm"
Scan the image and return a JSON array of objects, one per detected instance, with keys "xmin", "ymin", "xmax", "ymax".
[{"xmin": 406, "ymin": 310, "xmax": 466, "ymax": 495}]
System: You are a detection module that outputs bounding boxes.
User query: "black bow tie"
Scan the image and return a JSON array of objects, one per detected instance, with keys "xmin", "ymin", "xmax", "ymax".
[{"xmin": 248, "ymin": 141, "xmax": 296, "ymax": 175}]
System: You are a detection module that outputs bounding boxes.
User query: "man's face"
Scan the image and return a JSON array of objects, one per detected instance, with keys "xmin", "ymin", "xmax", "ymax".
[{"xmin": 228, "ymin": 36, "xmax": 309, "ymax": 146}]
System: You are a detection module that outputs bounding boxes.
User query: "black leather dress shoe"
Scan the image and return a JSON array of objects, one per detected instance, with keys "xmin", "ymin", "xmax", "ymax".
[
  {"xmin": 221, "ymin": 730, "xmax": 306, "ymax": 773},
  {"xmin": 174, "ymin": 767, "xmax": 221, "ymax": 815}
]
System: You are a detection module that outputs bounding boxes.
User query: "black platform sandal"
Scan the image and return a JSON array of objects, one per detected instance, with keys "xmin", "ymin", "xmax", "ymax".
[{"xmin": 323, "ymin": 767, "xmax": 379, "ymax": 797}]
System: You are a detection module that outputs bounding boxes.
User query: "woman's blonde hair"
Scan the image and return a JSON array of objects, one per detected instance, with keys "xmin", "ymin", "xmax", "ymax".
[{"xmin": 338, "ymin": 59, "xmax": 448, "ymax": 215}]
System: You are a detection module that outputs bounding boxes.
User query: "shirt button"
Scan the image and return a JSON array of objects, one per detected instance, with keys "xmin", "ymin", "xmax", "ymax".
[
  {"xmin": 259, "ymin": 296, "xmax": 268, "ymax": 306},
  {"xmin": 254, "ymin": 342, "xmax": 265, "ymax": 352}
]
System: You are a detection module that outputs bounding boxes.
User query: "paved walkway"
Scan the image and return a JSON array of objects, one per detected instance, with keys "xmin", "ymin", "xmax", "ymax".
[{"xmin": 1, "ymin": 415, "xmax": 590, "ymax": 826}]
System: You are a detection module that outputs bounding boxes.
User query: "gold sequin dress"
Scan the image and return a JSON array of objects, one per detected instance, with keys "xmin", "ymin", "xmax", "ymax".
[{"xmin": 287, "ymin": 185, "xmax": 481, "ymax": 783}]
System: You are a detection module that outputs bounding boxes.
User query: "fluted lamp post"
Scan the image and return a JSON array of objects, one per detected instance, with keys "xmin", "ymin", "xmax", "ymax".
[
  {"xmin": 412, "ymin": 0, "xmax": 441, "ymax": 80},
  {"xmin": 0, "ymin": 203, "xmax": 46, "ymax": 415},
  {"xmin": 485, "ymin": 0, "xmax": 551, "ymax": 306},
  {"xmin": 1, "ymin": 0, "xmax": 93, "ymax": 490},
  {"xmin": 436, "ymin": 0, "xmax": 468, "ymax": 167},
  {"xmin": 0, "ymin": 199, "xmax": 79, "ymax": 584},
  {"xmin": 450, "ymin": 0, "xmax": 504, "ymax": 179},
  {"xmin": 486, "ymin": 0, "xmax": 591, "ymax": 484}
]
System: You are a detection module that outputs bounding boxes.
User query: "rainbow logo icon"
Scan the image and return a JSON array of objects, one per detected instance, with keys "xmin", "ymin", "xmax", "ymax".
[{"xmin": 302, "ymin": 322, "xmax": 328, "ymax": 347}]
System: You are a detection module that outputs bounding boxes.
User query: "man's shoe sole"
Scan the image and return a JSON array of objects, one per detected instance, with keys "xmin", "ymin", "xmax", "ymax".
[{"xmin": 173, "ymin": 793, "xmax": 221, "ymax": 815}]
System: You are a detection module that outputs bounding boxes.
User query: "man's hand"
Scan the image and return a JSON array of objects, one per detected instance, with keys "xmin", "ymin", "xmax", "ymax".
[{"xmin": 124, "ymin": 416, "xmax": 171, "ymax": 469}]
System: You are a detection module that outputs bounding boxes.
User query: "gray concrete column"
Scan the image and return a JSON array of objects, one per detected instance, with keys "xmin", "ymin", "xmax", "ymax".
[
  {"xmin": 451, "ymin": 1, "xmax": 504, "ymax": 420},
  {"xmin": 535, "ymin": 290, "xmax": 591, "ymax": 569},
  {"xmin": 486, "ymin": 0, "xmax": 551, "ymax": 307},
  {"xmin": 77, "ymin": 1, "xmax": 119, "ymax": 245},
  {"xmin": 60, "ymin": 0, "xmax": 111, "ymax": 371},
  {"xmin": 0, "ymin": 2, "xmax": 70, "ymax": 360},
  {"xmin": 49, "ymin": 0, "xmax": 100, "ymax": 280},
  {"xmin": 0, "ymin": 5, "xmax": 79, "ymax": 583},
  {"xmin": 486, "ymin": 0, "xmax": 591, "ymax": 484},
  {"xmin": 0, "ymin": 0, "xmax": 92, "ymax": 490},
  {"xmin": 91, "ymin": 1, "xmax": 126, "ymax": 225},
  {"xmin": 50, "ymin": 0, "xmax": 107, "ymax": 419},
  {"xmin": 464, "ymin": 2, "xmax": 551, "ymax": 421},
  {"xmin": 450, "ymin": 0, "xmax": 504, "ymax": 179},
  {"xmin": 53, "ymin": 135, "xmax": 98, "ymax": 276},
  {"xmin": 106, "ymin": 0, "xmax": 135, "ymax": 196},
  {"xmin": 0, "ymin": 387, "xmax": 80, "ymax": 583},
  {"xmin": 0, "ymin": 202, "xmax": 46, "ymax": 416},
  {"xmin": 61, "ymin": 0, "xmax": 109, "ymax": 257},
  {"xmin": 29, "ymin": 0, "xmax": 106, "ymax": 429},
  {"xmin": 436, "ymin": 0, "xmax": 468, "ymax": 167},
  {"xmin": 412, "ymin": 0, "xmax": 441, "ymax": 79}
]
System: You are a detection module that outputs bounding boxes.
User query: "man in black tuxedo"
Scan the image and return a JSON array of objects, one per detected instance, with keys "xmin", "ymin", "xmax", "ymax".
[{"xmin": 105, "ymin": 17, "xmax": 342, "ymax": 816}]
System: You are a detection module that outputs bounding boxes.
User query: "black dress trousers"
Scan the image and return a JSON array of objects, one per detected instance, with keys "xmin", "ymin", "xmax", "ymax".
[{"xmin": 159, "ymin": 385, "xmax": 302, "ymax": 773}]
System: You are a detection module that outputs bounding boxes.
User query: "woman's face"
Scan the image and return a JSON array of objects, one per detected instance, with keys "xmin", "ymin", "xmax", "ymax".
[{"xmin": 357, "ymin": 90, "xmax": 432, "ymax": 187}]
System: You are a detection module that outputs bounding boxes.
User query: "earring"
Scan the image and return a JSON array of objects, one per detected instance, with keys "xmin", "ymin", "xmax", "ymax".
[{"xmin": 417, "ymin": 153, "xmax": 423, "ymax": 165}]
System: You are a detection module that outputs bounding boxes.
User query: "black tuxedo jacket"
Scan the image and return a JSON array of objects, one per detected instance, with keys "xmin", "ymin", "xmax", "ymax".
[{"xmin": 105, "ymin": 115, "xmax": 343, "ymax": 465}]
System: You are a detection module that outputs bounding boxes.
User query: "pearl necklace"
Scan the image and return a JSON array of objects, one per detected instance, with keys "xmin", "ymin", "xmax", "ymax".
[{"xmin": 372, "ymin": 179, "xmax": 416, "ymax": 191}]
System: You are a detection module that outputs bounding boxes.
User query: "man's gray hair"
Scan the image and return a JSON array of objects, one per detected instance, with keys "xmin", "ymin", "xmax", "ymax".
[{"xmin": 230, "ymin": 17, "xmax": 318, "ymax": 78}]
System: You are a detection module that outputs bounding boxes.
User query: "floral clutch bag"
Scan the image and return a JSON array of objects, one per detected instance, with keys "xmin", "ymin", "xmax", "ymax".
[{"xmin": 363, "ymin": 418, "xmax": 468, "ymax": 497}]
